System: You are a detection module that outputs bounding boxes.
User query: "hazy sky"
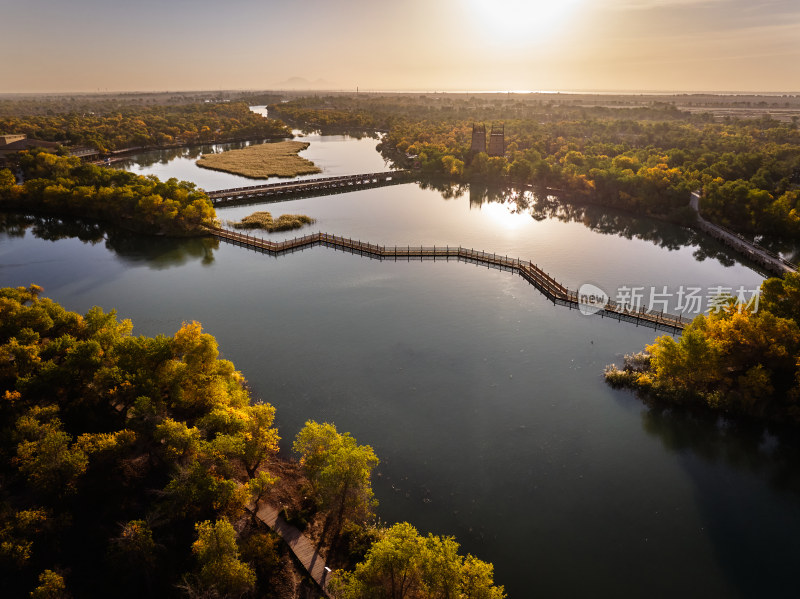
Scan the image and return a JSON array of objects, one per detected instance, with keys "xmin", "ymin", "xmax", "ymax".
[{"xmin": 2, "ymin": 0, "xmax": 799, "ymax": 93}]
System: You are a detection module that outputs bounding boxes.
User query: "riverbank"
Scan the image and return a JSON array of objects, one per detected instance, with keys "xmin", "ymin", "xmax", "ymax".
[{"xmin": 91, "ymin": 134, "xmax": 294, "ymax": 165}]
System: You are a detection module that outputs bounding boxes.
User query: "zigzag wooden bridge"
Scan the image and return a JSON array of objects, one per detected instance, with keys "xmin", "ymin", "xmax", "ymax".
[
  {"xmin": 209, "ymin": 227, "xmax": 687, "ymax": 332},
  {"xmin": 206, "ymin": 170, "xmax": 413, "ymax": 206}
]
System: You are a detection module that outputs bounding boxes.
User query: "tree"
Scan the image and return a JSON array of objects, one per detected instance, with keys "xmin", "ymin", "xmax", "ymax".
[
  {"xmin": 108, "ymin": 520, "xmax": 159, "ymax": 594},
  {"xmin": 239, "ymin": 531, "xmax": 280, "ymax": 583},
  {"xmin": 761, "ymin": 272, "xmax": 800, "ymax": 325},
  {"xmin": 293, "ymin": 422, "xmax": 378, "ymax": 535},
  {"xmin": 190, "ymin": 518, "xmax": 255, "ymax": 598},
  {"xmin": 14, "ymin": 407, "xmax": 88, "ymax": 496},
  {"xmin": 329, "ymin": 522, "xmax": 505, "ymax": 599},
  {"xmin": 109, "ymin": 520, "xmax": 157, "ymax": 570},
  {"xmin": 0, "ymin": 168, "xmax": 15, "ymax": 189},
  {"xmin": 30, "ymin": 569, "xmax": 68, "ymax": 599},
  {"xmin": 607, "ymin": 284, "xmax": 800, "ymax": 420},
  {"xmin": 239, "ymin": 403, "xmax": 280, "ymax": 478},
  {"xmin": 247, "ymin": 470, "xmax": 277, "ymax": 513}
]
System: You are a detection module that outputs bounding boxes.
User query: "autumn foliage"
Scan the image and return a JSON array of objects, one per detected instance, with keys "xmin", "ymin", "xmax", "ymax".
[
  {"xmin": 606, "ymin": 273, "xmax": 800, "ymax": 421},
  {"xmin": 0, "ymin": 152, "xmax": 217, "ymax": 235},
  {"xmin": 0, "ymin": 285, "xmax": 280, "ymax": 596},
  {"xmin": 0, "ymin": 100, "xmax": 290, "ymax": 153}
]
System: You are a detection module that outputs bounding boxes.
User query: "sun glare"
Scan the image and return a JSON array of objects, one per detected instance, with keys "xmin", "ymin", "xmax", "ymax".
[
  {"xmin": 470, "ymin": 0, "xmax": 583, "ymax": 38},
  {"xmin": 482, "ymin": 201, "xmax": 527, "ymax": 231}
]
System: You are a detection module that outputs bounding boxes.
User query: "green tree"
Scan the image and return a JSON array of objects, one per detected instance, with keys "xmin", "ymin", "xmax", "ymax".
[
  {"xmin": 14, "ymin": 407, "xmax": 88, "ymax": 496},
  {"xmin": 0, "ymin": 168, "xmax": 15, "ymax": 189},
  {"xmin": 330, "ymin": 522, "xmax": 505, "ymax": 599},
  {"xmin": 761, "ymin": 272, "xmax": 800, "ymax": 325},
  {"xmin": 190, "ymin": 518, "xmax": 256, "ymax": 598},
  {"xmin": 247, "ymin": 470, "xmax": 277, "ymax": 513},
  {"xmin": 239, "ymin": 403, "xmax": 280, "ymax": 478},
  {"xmin": 293, "ymin": 421, "xmax": 379, "ymax": 535}
]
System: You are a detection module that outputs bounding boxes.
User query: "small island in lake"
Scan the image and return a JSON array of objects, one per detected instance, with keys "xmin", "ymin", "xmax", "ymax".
[
  {"xmin": 196, "ymin": 140, "xmax": 321, "ymax": 178},
  {"xmin": 229, "ymin": 210, "xmax": 316, "ymax": 232}
]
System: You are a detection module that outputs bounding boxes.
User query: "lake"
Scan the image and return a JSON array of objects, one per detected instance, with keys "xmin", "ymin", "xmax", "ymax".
[{"xmin": 3, "ymin": 128, "xmax": 799, "ymax": 598}]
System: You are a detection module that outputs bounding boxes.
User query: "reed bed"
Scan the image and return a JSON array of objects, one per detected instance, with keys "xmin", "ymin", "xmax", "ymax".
[
  {"xmin": 229, "ymin": 211, "xmax": 316, "ymax": 232},
  {"xmin": 197, "ymin": 141, "xmax": 321, "ymax": 178}
]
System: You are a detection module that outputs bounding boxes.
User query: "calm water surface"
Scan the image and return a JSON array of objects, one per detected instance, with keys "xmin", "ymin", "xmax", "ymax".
[{"xmin": 3, "ymin": 132, "xmax": 800, "ymax": 598}]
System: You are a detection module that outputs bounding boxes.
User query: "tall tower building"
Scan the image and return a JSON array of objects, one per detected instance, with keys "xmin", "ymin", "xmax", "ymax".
[
  {"xmin": 470, "ymin": 124, "xmax": 486, "ymax": 154},
  {"xmin": 488, "ymin": 124, "xmax": 504, "ymax": 157}
]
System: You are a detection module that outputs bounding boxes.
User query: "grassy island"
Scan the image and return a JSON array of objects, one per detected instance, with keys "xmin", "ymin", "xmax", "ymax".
[
  {"xmin": 196, "ymin": 141, "xmax": 322, "ymax": 179},
  {"xmin": 229, "ymin": 210, "xmax": 315, "ymax": 232}
]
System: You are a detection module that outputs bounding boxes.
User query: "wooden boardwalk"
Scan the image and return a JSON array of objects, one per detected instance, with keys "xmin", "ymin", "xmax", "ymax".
[
  {"xmin": 207, "ymin": 170, "xmax": 412, "ymax": 206},
  {"xmin": 252, "ymin": 502, "xmax": 333, "ymax": 596},
  {"xmin": 690, "ymin": 192, "xmax": 797, "ymax": 276},
  {"xmin": 209, "ymin": 227, "xmax": 687, "ymax": 332}
]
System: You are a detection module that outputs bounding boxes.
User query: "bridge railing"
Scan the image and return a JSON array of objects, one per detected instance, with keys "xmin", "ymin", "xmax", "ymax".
[
  {"xmin": 697, "ymin": 217, "xmax": 797, "ymax": 271},
  {"xmin": 208, "ymin": 227, "xmax": 688, "ymax": 330},
  {"xmin": 207, "ymin": 170, "xmax": 410, "ymax": 196}
]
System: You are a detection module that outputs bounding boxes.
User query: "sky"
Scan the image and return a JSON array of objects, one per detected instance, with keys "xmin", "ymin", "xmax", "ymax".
[{"xmin": 2, "ymin": 0, "xmax": 799, "ymax": 93}]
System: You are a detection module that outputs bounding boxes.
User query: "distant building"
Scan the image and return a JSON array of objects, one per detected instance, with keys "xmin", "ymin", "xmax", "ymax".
[
  {"xmin": 470, "ymin": 123, "xmax": 505, "ymax": 157},
  {"xmin": 69, "ymin": 147, "xmax": 101, "ymax": 160},
  {"xmin": 470, "ymin": 124, "xmax": 486, "ymax": 154},
  {"xmin": 0, "ymin": 134, "xmax": 27, "ymax": 146},
  {"xmin": 0, "ymin": 135, "xmax": 60, "ymax": 161},
  {"xmin": 488, "ymin": 124, "xmax": 504, "ymax": 157}
]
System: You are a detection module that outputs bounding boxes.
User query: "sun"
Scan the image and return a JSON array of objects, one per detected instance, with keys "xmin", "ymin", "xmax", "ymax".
[
  {"xmin": 469, "ymin": 0, "xmax": 583, "ymax": 39},
  {"xmin": 482, "ymin": 201, "xmax": 527, "ymax": 231}
]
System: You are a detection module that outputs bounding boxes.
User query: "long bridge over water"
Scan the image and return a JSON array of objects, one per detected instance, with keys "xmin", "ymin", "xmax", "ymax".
[
  {"xmin": 208, "ymin": 227, "xmax": 688, "ymax": 333},
  {"xmin": 690, "ymin": 192, "xmax": 797, "ymax": 276},
  {"xmin": 206, "ymin": 170, "xmax": 412, "ymax": 205},
  {"xmin": 202, "ymin": 179, "xmax": 800, "ymax": 334}
]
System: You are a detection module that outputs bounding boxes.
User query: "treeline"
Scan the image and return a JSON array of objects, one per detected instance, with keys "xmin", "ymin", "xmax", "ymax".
[
  {"xmin": 0, "ymin": 101, "xmax": 291, "ymax": 153},
  {"xmin": 0, "ymin": 92, "xmax": 287, "ymax": 117},
  {"xmin": 606, "ymin": 273, "xmax": 800, "ymax": 422},
  {"xmin": 268, "ymin": 93, "xmax": 694, "ymax": 133},
  {"xmin": 0, "ymin": 152, "xmax": 217, "ymax": 236},
  {"xmin": 387, "ymin": 114, "xmax": 800, "ymax": 237},
  {"xmin": 0, "ymin": 285, "xmax": 284, "ymax": 597},
  {"xmin": 0, "ymin": 286, "xmax": 504, "ymax": 598},
  {"xmin": 271, "ymin": 95, "xmax": 800, "ymax": 238},
  {"xmin": 269, "ymin": 103, "xmax": 379, "ymax": 132}
]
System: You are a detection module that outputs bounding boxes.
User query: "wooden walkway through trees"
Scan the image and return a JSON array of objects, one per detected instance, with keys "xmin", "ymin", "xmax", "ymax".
[
  {"xmin": 209, "ymin": 227, "xmax": 687, "ymax": 332},
  {"xmin": 251, "ymin": 502, "xmax": 332, "ymax": 597},
  {"xmin": 206, "ymin": 171, "xmax": 412, "ymax": 206}
]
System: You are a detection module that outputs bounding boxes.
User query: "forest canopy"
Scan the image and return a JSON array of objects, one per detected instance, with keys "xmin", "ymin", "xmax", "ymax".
[
  {"xmin": 0, "ymin": 100, "xmax": 291, "ymax": 153},
  {"xmin": 0, "ymin": 152, "xmax": 217, "ymax": 236},
  {"xmin": 0, "ymin": 285, "xmax": 281, "ymax": 596}
]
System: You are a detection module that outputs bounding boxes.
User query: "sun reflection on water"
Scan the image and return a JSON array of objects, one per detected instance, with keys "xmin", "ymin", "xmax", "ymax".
[{"xmin": 480, "ymin": 200, "xmax": 529, "ymax": 231}]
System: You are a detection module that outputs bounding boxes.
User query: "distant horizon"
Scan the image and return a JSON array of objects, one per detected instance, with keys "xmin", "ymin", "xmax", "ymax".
[
  {"xmin": 2, "ymin": 88, "xmax": 799, "ymax": 98},
  {"xmin": 2, "ymin": 1, "xmax": 798, "ymax": 96}
]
